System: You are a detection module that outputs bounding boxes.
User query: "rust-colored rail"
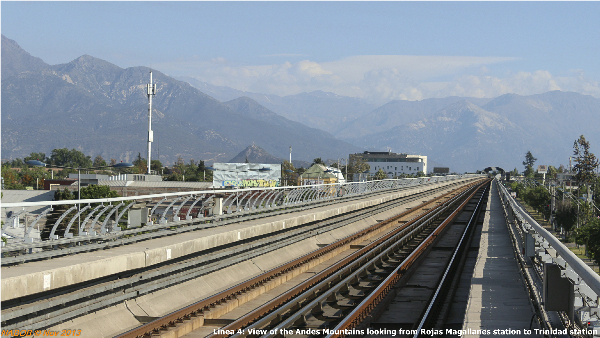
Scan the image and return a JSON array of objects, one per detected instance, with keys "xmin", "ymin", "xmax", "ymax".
[
  {"xmin": 326, "ymin": 179, "xmax": 491, "ymax": 337},
  {"xmin": 116, "ymin": 179, "xmax": 485, "ymax": 338},
  {"xmin": 207, "ymin": 181, "xmax": 483, "ymax": 338}
]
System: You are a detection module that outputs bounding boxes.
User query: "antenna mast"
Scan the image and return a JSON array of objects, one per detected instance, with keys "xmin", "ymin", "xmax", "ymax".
[{"xmin": 147, "ymin": 72, "xmax": 156, "ymax": 175}]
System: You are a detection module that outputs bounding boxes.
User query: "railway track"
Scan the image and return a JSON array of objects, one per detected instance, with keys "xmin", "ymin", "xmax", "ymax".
[
  {"xmin": 115, "ymin": 178, "xmax": 490, "ymax": 338},
  {"xmin": 1, "ymin": 180, "xmax": 475, "ymax": 334}
]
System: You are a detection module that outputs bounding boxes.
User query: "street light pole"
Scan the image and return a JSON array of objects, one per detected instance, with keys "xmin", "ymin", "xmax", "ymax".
[{"xmin": 346, "ymin": 157, "xmax": 349, "ymax": 181}]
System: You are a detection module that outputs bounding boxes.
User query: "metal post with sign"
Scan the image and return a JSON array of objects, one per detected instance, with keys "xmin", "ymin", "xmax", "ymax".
[{"xmin": 538, "ymin": 165, "xmax": 548, "ymax": 184}]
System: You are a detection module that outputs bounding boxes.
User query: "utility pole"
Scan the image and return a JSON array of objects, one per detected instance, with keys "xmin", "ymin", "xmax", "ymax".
[
  {"xmin": 147, "ymin": 72, "xmax": 157, "ymax": 175},
  {"xmin": 289, "ymin": 146, "xmax": 292, "ymax": 164},
  {"xmin": 569, "ymin": 156, "xmax": 572, "ymax": 173},
  {"xmin": 345, "ymin": 157, "xmax": 348, "ymax": 182}
]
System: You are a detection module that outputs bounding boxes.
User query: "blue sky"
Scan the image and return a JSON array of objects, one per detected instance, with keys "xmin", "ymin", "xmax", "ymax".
[{"xmin": 3, "ymin": 1, "xmax": 599, "ymax": 103}]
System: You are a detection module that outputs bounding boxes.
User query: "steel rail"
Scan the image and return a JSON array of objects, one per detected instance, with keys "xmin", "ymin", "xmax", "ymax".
[
  {"xmin": 212, "ymin": 182, "xmax": 476, "ymax": 338},
  {"xmin": 115, "ymin": 180, "xmax": 484, "ymax": 338},
  {"xmin": 227, "ymin": 183, "xmax": 480, "ymax": 338},
  {"xmin": 3, "ymin": 182, "xmax": 463, "ymax": 332},
  {"xmin": 413, "ymin": 182, "xmax": 489, "ymax": 336},
  {"xmin": 325, "ymin": 179, "xmax": 490, "ymax": 338}
]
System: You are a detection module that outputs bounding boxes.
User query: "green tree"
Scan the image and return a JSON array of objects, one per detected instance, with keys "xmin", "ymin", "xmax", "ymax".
[
  {"xmin": 166, "ymin": 157, "xmax": 189, "ymax": 181},
  {"xmin": 511, "ymin": 182, "xmax": 551, "ymax": 219},
  {"xmin": 1, "ymin": 166, "xmax": 24, "ymax": 189},
  {"xmin": 7, "ymin": 158, "xmax": 25, "ymax": 168},
  {"xmin": 20, "ymin": 166, "xmax": 51, "ymax": 189},
  {"xmin": 555, "ymin": 200, "xmax": 577, "ymax": 238},
  {"xmin": 75, "ymin": 185, "xmax": 120, "ymax": 199},
  {"xmin": 54, "ymin": 188, "xmax": 75, "ymax": 201},
  {"xmin": 523, "ymin": 151, "xmax": 537, "ymax": 172},
  {"xmin": 93, "ymin": 155, "xmax": 107, "ymax": 168},
  {"xmin": 573, "ymin": 135, "xmax": 599, "ymax": 198},
  {"xmin": 281, "ymin": 160, "xmax": 296, "ymax": 186},
  {"xmin": 547, "ymin": 165, "xmax": 558, "ymax": 179},
  {"xmin": 49, "ymin": 148, "xmax": 93, "ymax": 168},
  {"xmin": 197, "ymin": 160, "xmax": 206, "ymax": 172},
  {"xmin": 132, "ymin": 153, "xmax": 147, "ymax": 174},
  {"xmin": 524, "ymin": 165, "xmax": 535, "ymax": 178},
  {"xmin": 195, "ymin": 160, "xmax": 212, "ymax": 182},
  {"xmin": 575, "ymin": 219, "xmax": 600, "ymax": 263},
  {"xmin": 374, "ymin": 168, "xmax": 387, "ymax": 180},
  {"xmin": 312, "ymin": 158, "xmax": 324, "ymax": 166},
  {"xmin": 151, "ymin": 159, "xmax": 163, "ymax": 173},
  {"xmin": 524, "ymin": 186, "xmax": 551, "ymax": 216},
  {"xmin": 348, "ymin": 157, "xmax": 370, "ymax": 174}
]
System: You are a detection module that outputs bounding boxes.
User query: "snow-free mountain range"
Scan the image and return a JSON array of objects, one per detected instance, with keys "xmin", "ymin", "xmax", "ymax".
[{"xmin": 2, "ymin": 35, "xmax": 599, "ymax": 173}]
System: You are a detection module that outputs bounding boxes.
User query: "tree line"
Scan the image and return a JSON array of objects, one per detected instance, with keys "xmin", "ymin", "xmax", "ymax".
[
  {"xmin": 1, "ymin": 148, "xmax": 219, "ymax": 190},
  {"xmin": 510, "ymin": 135, "xmax": 600, "ymax": 263}
]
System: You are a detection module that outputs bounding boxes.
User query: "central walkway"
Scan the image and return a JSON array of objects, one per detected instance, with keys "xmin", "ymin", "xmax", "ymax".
[{"xmin": 461, "ymin": 182, "xmax": 538, "ymax": 336}]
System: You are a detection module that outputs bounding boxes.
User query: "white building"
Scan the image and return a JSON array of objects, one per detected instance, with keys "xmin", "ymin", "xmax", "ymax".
[
  {"xmin": 325, "ymin": 166, "xmax": 346, "ymax": 184},
  {"xmin": 350, "ymin": 151, "xmax": 427, "ymax": 178}
]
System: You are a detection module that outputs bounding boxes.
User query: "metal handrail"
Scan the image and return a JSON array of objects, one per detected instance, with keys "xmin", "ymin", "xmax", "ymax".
[
  {"xmin": 2, "ymin": 175, "xmax": 481, "ymax": 252},
  {"xmin": 498, "ymin": 181, "xmax": 600, "ymax": 307}
]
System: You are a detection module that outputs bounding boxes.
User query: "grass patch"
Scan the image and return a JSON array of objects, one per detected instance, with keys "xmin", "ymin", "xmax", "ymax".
[{"xmin": 568, "ymin": 246, "xmax": 600, "ymax": 273}]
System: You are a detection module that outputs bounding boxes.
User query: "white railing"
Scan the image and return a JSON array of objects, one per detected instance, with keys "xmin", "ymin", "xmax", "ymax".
[
  {"xmin": 1, "ymin": 175, "xmax": 481, "ymax": 263},
  {"xmin": 497, "ymin": 180, "xmax": 600, "ymax": 320}
]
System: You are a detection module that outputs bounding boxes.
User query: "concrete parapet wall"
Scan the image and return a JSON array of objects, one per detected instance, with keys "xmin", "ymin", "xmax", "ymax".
[
  {"xmin": 1, "ymin": 178, "xmax": 476, "ymax": 302},
  {"xmin": 1, "ymin": 251, "xmax": 147, "ymax": 302}
]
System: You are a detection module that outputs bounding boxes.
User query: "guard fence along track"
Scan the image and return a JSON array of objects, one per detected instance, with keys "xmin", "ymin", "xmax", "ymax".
[
  {"xmin": 115, "ymin": 178, "xmax": 489, "ymax": 338},
  {"xmin": 2, "ymin": 176, "xmax": 480, "ymax": 265},
  {"xmin": 1, "ymin": 180, "xmax": 474, "ymax": 334}
]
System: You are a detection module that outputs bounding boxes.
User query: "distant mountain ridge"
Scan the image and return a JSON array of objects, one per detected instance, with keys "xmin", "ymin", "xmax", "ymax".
[
  {"xmin": 228, "ymin": 144, "xmax": 283, "ymax": 164},
  {"xmin": 349, "ymin": 96, "xmax": 600, "ymax": 172},
  {"xmin": 178, "ymin": 76, "xmax": 377, "ymax": 133},
  {"xmin": 228, "ymin": 144, "xmax": 311, "ymax": 168},
  {"xmin": 3, "ymin": 34, "xmax": 599, "ymax": 173},
  {"xmin": 1, "ymin": 35, "xmax": 360, "ymax": 165},
  {"xmin": 179, "ymin": 77, "xmax": 600, "ymax": 173},
  {"xmin": 1, "ymin": 35, "xmax": 50, "ymax": 78},
  {"xmin": 334, "ymin": 96, "xmax": 492, "ymax": 139}
]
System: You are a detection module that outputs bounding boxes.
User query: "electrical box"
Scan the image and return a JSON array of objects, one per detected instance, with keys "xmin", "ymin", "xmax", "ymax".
[
  {"xmin": 525, "ymin": 232, "xmax": 536, "ymax": 257},
  {"xmin": 128, "ymin": 203, "xmax": 148, "ymax": 228},
  {"xmin": 544, "ymin": 263, "xmax": 574, "ymax": 320}
]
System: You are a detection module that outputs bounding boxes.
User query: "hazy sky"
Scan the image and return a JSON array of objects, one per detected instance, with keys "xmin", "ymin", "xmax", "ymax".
[{"xmin": 3, "ymin": 1, "xmax": 599, "ymax": 103}]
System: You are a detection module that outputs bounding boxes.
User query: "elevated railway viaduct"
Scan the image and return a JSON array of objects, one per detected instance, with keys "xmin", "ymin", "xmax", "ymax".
[{"xmin": 2, "ymin": 176, "xmax": 599, "ymax": 338}]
